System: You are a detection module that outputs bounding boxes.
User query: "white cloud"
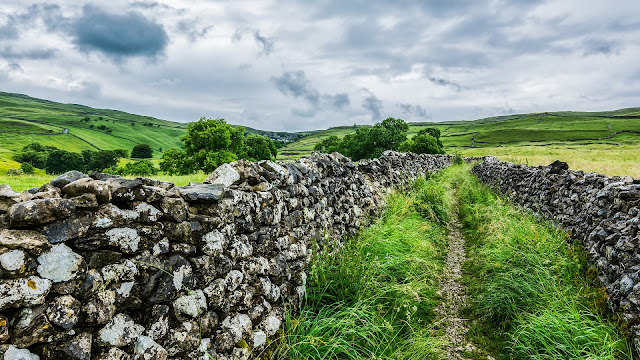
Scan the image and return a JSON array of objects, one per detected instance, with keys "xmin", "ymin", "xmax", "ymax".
[{"xmin": 0, "ymin": 0, "xmax": 638, "ymax": 131}]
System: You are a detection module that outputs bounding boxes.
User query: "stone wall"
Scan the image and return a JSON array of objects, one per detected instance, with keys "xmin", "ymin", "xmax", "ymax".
[
  {"xmin": 0, "ymin": 152, "xmax": 452, "ymax": 360},
  {"xmin": 473, "ymin": 157, "xmax": 640, "ymax": 347}
]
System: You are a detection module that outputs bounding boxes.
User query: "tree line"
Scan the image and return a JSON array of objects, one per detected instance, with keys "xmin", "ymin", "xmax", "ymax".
[{"xmin": 314, "ymin": 117, "xmax": 444, "ymax": 161}]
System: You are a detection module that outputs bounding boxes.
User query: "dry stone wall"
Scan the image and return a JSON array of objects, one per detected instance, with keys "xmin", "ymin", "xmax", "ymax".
[
  {"xmin": 0, "ymin": 151, "xmax": 452, "ymax": 360},
  {"xmin": 473, "ymin": 157, "xmax": 640, "ymax": 348}
]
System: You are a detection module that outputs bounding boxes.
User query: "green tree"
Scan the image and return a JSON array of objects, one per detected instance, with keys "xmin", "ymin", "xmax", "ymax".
[
  {"xmin": 131, "ymin": 144, "xmax": 153, "ymax": 158},
  {"xmin": 45, "ymin": 150, "xmax": 85, "ymax": 174},
  {"xmin": 160, "ymin": 118, "xmax": 246, "ymax": 174},
  {"xmin": 399, "ymin": 128, "xmax": 444, "ymax": 154},
  {"xmin": 314, "ymin": 117, "xmax": 409, "ymax": 161},
  {"xmin": 159, "ymin": 148, "xmax": 196, "ymax": 175},
  {"xmin": 244, "ymin": 134, "xmax": 277, "ymax": 161},
  {"xmin": 82, "ymin": 150, "xmax": 122, "ymax": 172},
  {"xmin": 314, "ymin": 135, "xmax": 342, "ymax": 154}
]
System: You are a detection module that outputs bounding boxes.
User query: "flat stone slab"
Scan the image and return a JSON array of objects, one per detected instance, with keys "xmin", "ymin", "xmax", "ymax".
[{"xmin": 178, "ymin": 183, "xmax": 224, "ymax": 202}]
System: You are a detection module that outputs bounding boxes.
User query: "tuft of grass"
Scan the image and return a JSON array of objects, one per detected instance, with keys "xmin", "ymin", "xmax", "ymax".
[
  {"xmin": 274, "ymin": 173, "xmax": 452, "ymax": 359},
  {"xmin": 455, "ymin": 164, "xmax": 633, "ymax": 359}
]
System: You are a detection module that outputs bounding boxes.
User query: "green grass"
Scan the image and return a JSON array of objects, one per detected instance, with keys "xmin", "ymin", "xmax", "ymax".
[
  {"xmin": 0, "ymin": 91, "xmax": 309, "ymax": 175},
  {"xmin": 274, "ymin": 172, "xmax": 452, "ymax": 359},
  {"xmin": 454, "ymin": 164, "xmax": 633, "ymax": 359},
  {"xmin": 278, "ymin": 109, "xmax": 640, "ymax": 178}
]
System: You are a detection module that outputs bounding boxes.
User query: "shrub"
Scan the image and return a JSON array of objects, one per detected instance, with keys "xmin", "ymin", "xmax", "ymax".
[
  {"xmin": 20, "ymin": 162, "xmax": 35, "ymax": 174},
  {"xmin": 45, "ymin": 150, "xmax": 85, "ymax": 174},
  {"xmin": 131, "ymin": 144, "xmax": 153, "ymax": 158},
  {"xmin": 5, "ymin": 168, "xmax": 24, "ymax": 176},
  {"xmin": 107, "ymin": 160, "xmax": 159, "ymax": 177}
]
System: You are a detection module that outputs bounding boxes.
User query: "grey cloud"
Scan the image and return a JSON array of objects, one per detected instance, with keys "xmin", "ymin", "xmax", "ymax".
[
  {"xmin": 178, "ymin": 21, "xmax": 213, "ymax": 41},
  {"xmin": 254, "ymin": 31, "xmax": 274, "ymax": 55},
  {"xmin": 0, "ymin": 3, "xmax": 67, "ymax": 39},
  {"xmin": 398, "ymin": 103, "xmax": 431, "ymax": 119},
  {"xmin": 425, "ymin": 75, "xmax": 461, "ymax": 91},
  {"xmin": 362, "ymin": 89, "xmax": 383, "ymax": 121},
  {"xmin": 271, "ymin": 71, "xmax": 350, "ymax": 117},
  {"xmin": 329, "ymin": 93, "xmax": 350, "ymax": 110},
  {"xmin": 71, "ymin": 5, "xmax": 168, "ymax": 59},
  {"xmin": 1, "ymin": 46, "xmax": 58, "ymax": 60},
  {"xmin": 583, "ymin": 38, "xmax": 619, "ymax": 56},
  {"xmin": 129, "ymin": 1, "xmax": 184, "ymax": 13}
]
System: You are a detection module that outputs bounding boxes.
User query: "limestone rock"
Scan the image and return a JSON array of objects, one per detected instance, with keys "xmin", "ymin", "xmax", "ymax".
[
  {"xmin": 37, "ymin": 243, "xmax": 83, "ymax": 283},
  {"xmin": 0, "ymin": 314, "xmax": 9, "ymax": 343},
  {"xmin": 0, "ymin": 229, "xmax": 49, "ymax": 254},
  {"xmin": 134, "ymin": 336, "xmax": 168, "ymax": 360},
  {"xmin": 0, "ymin": 276, "xmax": 51, "ymax": 310},
  {"xmin": 3, "ymin": 345, "xmax": 40, "ymax": 360},
  {"xmin": 41, "ymin": 215, "xmax": 92, "ymax": 244},
  {"xmin": 11, "ymin": 305, "xmax": 54, "ymax": 347},
  {"xmin": 105, "ymin": 228, "xmax": 141, "ymax": 253},
  {"xmin": 202, "ymin": 230, "xmax": 226, "ymax": 256},
  {"xmin": 62, "ymin": 332, "xmax": 92, "ymax": 360},
  {"xmin": 173, "ymin": 290, "xmax": 207, "ymax": 318},
  {"xmin": 159, "ymin": 197, "xmax": 188, "ymax": 222},
  {"xmin": 9, "ymin": 198, "xmax": 75, "ymax": 227},
  {"xmin": 46, "ymin": 295, "xmax": 81, "ymax": 330},
  {"xmin": 0, "ymin": 250, "xmax": 25, "ymax": 272},
  {"xmin": 98, "ymin": 313, "xmax": 144, "ymax": 347},
  {"xmin": 62, "ymin": 178, "xmax": 112, "ymax": 203},
  {"xmin": 178, "ymin": 184, "xmax": 224, "ymax": 202},
  {"xmin": 204, "ymin": 163, "xmax": 241, "ymax": 187},
  {"xmin": 50, "ymin": 170, "xmax": 88, "ymax": 189},
  {"xmin": 0, "ymin": 184, "xmax": 21, "ymax": 214}
]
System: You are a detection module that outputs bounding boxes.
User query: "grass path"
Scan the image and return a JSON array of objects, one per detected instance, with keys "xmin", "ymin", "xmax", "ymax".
[
  {"xmin": 435, "ymin": 195, "xmax": 485, "ymax": 360},
  {"xmin": 276, "ymin": 165, "xmax": 635, "ymax": 359}
]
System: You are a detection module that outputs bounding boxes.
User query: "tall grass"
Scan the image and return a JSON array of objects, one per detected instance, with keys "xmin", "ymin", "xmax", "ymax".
[
  {"xmin": 454, "ymin": 165, "xmax": 633, "ymax": 359},
  {"xmin": 274, "ymin": 173, "xmax": 452, "ymax": 359}
]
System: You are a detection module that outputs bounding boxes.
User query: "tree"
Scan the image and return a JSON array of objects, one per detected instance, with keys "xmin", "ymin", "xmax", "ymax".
[
  {"xmin": 131, "ymin": 144, "xmax": 153, "ymax": 158},
  {"xmin": 159, "ymin": 148, "xmax": 196, "ymax": 175},
  {"xmin": 12, "ymin": 142, "xmax": 57, "ymax": 169},
  {"xmin": 313, "ymin": 117, "xmax": 410, "ymax": 161},
  {"xmin": 399, "ymin": 128, "xmax": 444, "ymax": 154},
  {"xmin": 244, "ymin": 134, "xmax": 277, "ymax": 161},
  {"xmin": 82, "ymin": 150, "xmax": 122, "ymax": 172},
  {"xmin": 160, "ymin": 118, "xmax": 246, "ymax": 175},
  {"xmin": 314, "ymin": 135, "xmax": 342, "ymax": 154},
  {"xmin": 45, "ymin": 150, "xmax": 85, "ymax": 174}
]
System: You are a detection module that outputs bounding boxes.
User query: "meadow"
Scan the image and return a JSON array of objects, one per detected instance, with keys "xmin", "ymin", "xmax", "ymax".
[
  {"xmin": 280, "ymin": 109, "xmax": 640, "ymax": 178},
  {"xmin": 1, "ymin": 90, "xmax": 639, "ymax": 191}
]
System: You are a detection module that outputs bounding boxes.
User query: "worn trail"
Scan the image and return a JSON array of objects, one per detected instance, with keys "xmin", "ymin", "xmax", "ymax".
[{"xmin": 434, "ymin": 198, "xmax": 482, "ymax": 360}]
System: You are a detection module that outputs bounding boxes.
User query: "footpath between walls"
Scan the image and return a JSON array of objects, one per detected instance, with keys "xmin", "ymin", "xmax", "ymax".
[
  {"xmin": 473, "ymin": 157, "xmax": 640, "ymax": 349},
  {"xmin": 0, "ymin": 151, "xmax": 451, "ymax": 360}
]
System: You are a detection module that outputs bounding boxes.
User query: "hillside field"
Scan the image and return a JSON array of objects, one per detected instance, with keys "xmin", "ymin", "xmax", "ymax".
[
  {"xmin": 1, "ymin": 91, "xmax": 639, "ymax": 190},
  {"xmin": 279, "ymin": 109, "xmax": 640, "ymax": 178}
]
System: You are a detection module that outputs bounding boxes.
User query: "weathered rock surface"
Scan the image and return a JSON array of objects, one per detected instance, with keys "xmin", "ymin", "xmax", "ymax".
[
  {"xmin": 50, "ymin": 171, "xmax": 88, "ymax": 189},
  {"xmin": 0, "ymin": 152, "xmax": 452, "ymax": 359},
  {"xmin": 9, "ymin": 198, "xmax": 75, "ymax": 227}
]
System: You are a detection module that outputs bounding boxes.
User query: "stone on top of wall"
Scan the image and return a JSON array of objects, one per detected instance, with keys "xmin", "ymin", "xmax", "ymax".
[{"xmin": 0, "ymin": 152, "xmax": 452, "ymax": 359}]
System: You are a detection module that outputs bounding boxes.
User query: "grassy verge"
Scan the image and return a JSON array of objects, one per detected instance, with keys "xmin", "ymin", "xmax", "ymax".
[
  {"xmin": 273, "ymin": 173, "xmax": 453, "ymax": 359},
  {"xmin": 454, "ymin": 164, "xmax": 634, "ymax": 359}
]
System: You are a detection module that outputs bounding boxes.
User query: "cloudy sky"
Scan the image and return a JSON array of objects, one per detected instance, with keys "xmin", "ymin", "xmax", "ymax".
[{"xmin": 0, "ymin": 1, "xmax": 639, "ymax": 131}]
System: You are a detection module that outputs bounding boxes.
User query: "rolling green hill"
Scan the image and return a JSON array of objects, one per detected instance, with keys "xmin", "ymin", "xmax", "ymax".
[
  {"xmin": 0, "ymin": 91, "xmax": 309, "ymax": 173},
  {"xmin": 279, "ymin": 109, "xmax": 640, "ymax": 160},
  {"xmin": 1, "ymin": 90, "xmax": 639, "ymax": 185}
]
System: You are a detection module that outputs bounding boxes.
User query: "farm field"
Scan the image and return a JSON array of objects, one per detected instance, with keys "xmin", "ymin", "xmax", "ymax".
[
  {"xmin": 280, "ymin": 109, "xmax": 640, "ymax": 178},
  {"xmin": 1, "ymin": 91, "xmax": 639, "ymax": 190}
]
